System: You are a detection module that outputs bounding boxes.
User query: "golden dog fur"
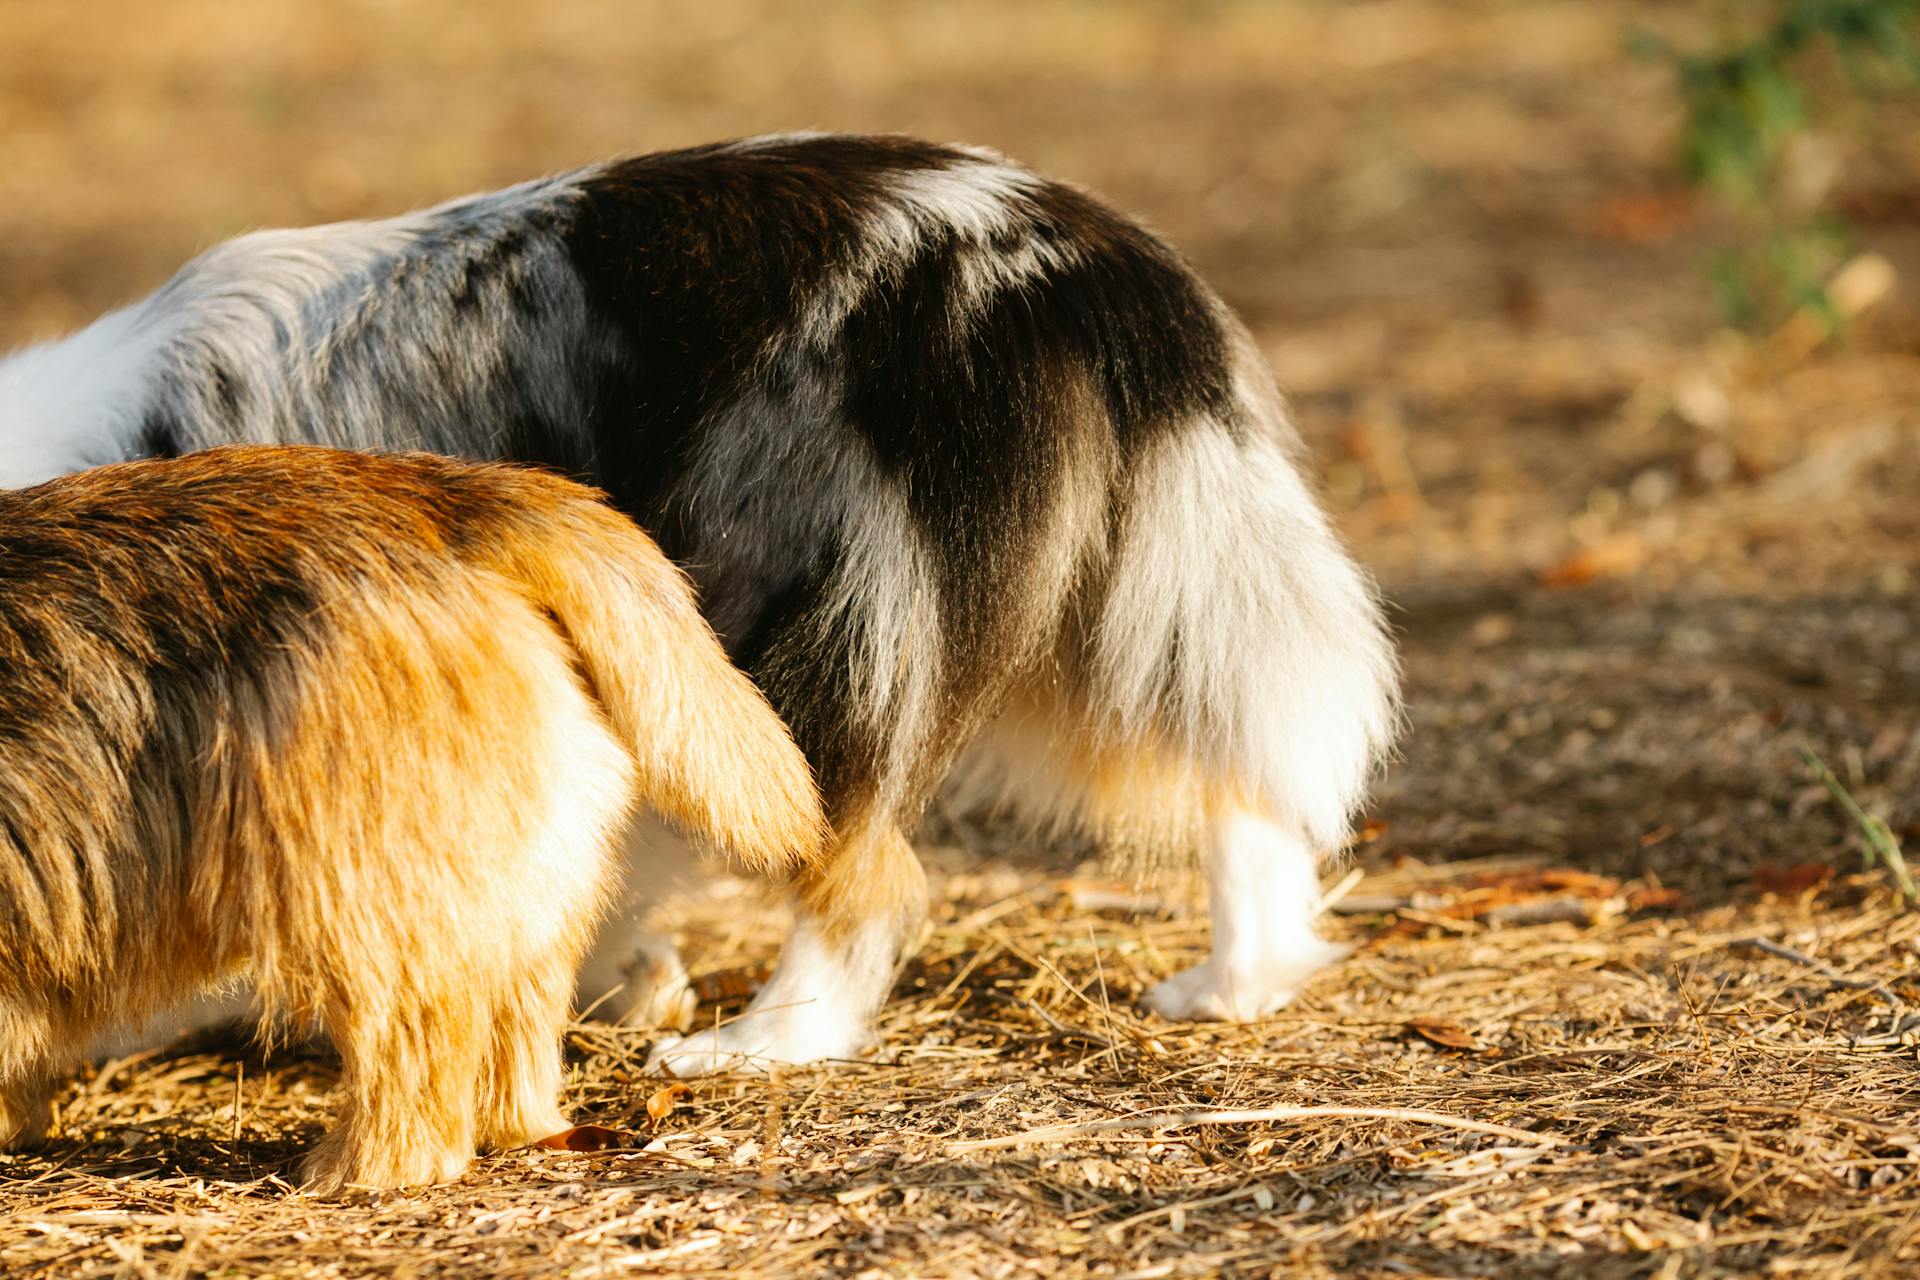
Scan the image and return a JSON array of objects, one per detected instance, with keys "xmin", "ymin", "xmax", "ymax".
[{"xmin": 0, "ymin": 446, "xmax": 824, "ymax": 1192}]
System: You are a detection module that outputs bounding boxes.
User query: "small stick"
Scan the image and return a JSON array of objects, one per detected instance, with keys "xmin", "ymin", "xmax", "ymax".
[
  {"xmin": 1735, "ymin": 937, "xmax": 1885, "ymax": 991},
  {"xmin": 760, "ymin": 1075, "xmax": 783, "ymax": 1193},
  {"xmin": 1019, "ymin": 997, "xmax": 1115, "ymax": 1050},
  {"xmin": 1088, "ymin": 922, "xmax": 1122, "ymax": 1073},
  {"xmin": 1319, "ymin": 866, "xmax": 1366, "ymax": 913},
  {"xmin": 992, "ymin": 931, "xmax": 1156, "ymax": 1054},
  {"xmin": 950, "ymin": 1105, "xmax": 1565, "ymax": 1153}
]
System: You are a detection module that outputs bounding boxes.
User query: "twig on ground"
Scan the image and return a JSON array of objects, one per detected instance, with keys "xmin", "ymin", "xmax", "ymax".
[
  {"xmin": 1733, "ymin": 936, "xmax": 1910, "ymax": 1040},
  {"xmin": 949, "ymin": 1105, "xmax": 1567, "ymax": 1153}
]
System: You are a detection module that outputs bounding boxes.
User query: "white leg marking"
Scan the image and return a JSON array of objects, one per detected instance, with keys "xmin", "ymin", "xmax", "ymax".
[
  {"xmin": 1144, "ymin": 810, "xmax": 1349, "ymax": 1021},
  {"xmin": 575, "ymin": 924, "xmax": 697, "ymax": 1032},
  {"xmin": 646, "ymin": 914, "xmax": 897, "ymax": 1076},
  {"xmin": 575, "ymin": 817, "xmax": 720, "ymax": 1030}
]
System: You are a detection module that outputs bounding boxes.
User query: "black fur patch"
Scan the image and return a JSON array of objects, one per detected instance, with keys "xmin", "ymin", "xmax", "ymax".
[
  {"xmin": 91, "ymin": 135, "xmax": 1256, "ymax": 824},
  {"xmin": 558, "ymin": 135, "xmax": 1243, "ymax": 810},
  {"xmin": 560, "ymin": 136, "xmax": 957, "ymax": 517},
  {"xmin": 136, "ymin": 414, "xmax": 182, "ymax": 460}
]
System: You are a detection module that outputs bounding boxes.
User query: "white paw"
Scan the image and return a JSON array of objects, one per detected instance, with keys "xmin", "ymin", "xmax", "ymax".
[
  {"xmin": 1143, "ymin": 940, "xmax": 1350, "ymax": 1022},
  {"xmin": 611, "ymin": 952, "xmax": 697, "ymax": 1033},
  {"xmin": 645, "ymin": 1004, "xmax": 871, "ymax": 1077},
  {"xmin": 577, "ymin": 932, "xmax": 696, "ymax": 1031}
]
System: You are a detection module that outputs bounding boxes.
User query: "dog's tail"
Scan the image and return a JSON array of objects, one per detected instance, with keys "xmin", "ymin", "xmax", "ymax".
[
  {"xmin": 470, "ymin": 467, "xmax": 827, "ymax": 877},
  {"xmin": 1080, "ymin": 327, "xmax": 1402, "ymax": 854}
]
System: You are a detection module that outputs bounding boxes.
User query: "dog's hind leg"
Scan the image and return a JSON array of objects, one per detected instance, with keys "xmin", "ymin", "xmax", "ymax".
[
  {"xmin": 954, "ymin": 693, "xmax": 1350, "ymax": 1021},
  {"xmin": 954, "ymin": 402, "xmax": 1397, "ymax": 1020},
  {"xmin": 0, "ymin": 1065, "xmax": 54, "ymax": 1151},
  {"xmin": 0, "ymin": 1001, "xmax": 61, "ymax": 1150},
  {"xmin": 647, "ymin": 815, "xmax": 923, "ymax": 1076},
  {"xmin": 294, "ymin": 603, "xmax": 635, "ymax": 1191},
  {"xmin": 476, "ymin": 950, "xmax": 578, "ymax": 1152},
  {"xmin": 1141, "ymin": 807, "xmax": 1350, "ymax": 1020},
  {"xmin": 1079, "ymin": 414, "xmax": 1398, "ymax": 1021},
  {"xmin": 447, "ymin": 651, "xmax": 637, "ymax": 1163},
  {"xmin": 573, "ymin": 816, "xmax": 712, "ymax": 1032}
]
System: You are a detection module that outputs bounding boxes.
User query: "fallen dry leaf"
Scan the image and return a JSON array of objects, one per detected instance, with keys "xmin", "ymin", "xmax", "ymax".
[
  {"xmin": 1578, "ymin": 189, "xmax": 1698, "ymax": 244},
  {"xmin": 1467, "ymin": 869, "xmax": 1622, "ymax": 899},
  {"xmin": 1626, "ymin": 885, "xmax": 1691, "ymax": 913},
  {"xmin": 1406, "ymin": 1018, "xmax": 1488, "ymax": 1053},
  {"xmin": 646, "ymin": 1083, "xmax": 693, "ymax": 1125},
  {"xmin": 533, "ymin": 1124, "xmax": 633, "ymax": 1153},
  {"xmin": 1538, "ymin": 535, "xmax": 1647, "ymax": 590},
  {"xmin": 1752, "ymin": 862, "xmax": 1834, "ymax": 898}
]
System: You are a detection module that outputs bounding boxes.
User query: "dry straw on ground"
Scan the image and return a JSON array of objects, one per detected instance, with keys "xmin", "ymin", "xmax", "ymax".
[{"xmin": 6, "ymin": 841, "xmax": 1920, "ymax": 1278}]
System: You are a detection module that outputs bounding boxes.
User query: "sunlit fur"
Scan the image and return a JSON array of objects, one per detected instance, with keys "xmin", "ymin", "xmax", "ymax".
[
  {"xmin": 0, "ymin": 447, "xmax": 824, "ymax": 1188},
  {"xmin": 0, "ymin": 134, "xmax": 1399, "ymax": 1066}
]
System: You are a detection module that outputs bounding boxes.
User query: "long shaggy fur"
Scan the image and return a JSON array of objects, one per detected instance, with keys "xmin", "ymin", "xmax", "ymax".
[
  {"xmin": 0, "ymin": 447, "xmax": 823, "ymax": 1188},
  {"xmin": 0, "ymin": 133, "xmax": 1398, "ymax": 1060}
]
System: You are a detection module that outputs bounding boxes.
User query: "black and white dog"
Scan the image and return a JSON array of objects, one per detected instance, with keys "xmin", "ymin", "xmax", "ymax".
[{"xmin": 0, "ymin": 134, "xmax": 1398, "ymax": 1073}]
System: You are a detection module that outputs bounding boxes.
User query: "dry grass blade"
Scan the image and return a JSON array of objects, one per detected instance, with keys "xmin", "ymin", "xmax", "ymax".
[{"xmin": 948, "ymin": 1105, "xmax": 1567, "ymax": 1153}]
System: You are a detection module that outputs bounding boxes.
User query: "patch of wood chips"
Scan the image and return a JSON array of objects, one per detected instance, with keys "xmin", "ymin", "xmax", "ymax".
[{"xmin": 7, "ymin": 856, "xmax": 1920, "ymax": 1278}]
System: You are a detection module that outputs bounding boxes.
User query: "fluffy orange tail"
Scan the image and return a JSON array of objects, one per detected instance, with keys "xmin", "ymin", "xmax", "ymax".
[{"xmin": 478, "ymin": 473, "xmax": 826, "ymax": 876}]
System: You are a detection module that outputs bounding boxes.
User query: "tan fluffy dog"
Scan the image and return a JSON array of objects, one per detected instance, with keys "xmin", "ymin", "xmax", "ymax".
[{"xmin": 0, "ymin": 446, "xmax": 823, "ymax": 1192}]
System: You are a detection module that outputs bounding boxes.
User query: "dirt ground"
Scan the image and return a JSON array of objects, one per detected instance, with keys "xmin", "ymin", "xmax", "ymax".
[{"xmin": 4, "ymin": 1, "xmax": 1920, "ymax": 1276}]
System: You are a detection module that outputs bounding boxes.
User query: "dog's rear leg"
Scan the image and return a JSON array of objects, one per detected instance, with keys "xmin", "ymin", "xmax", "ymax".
[
  {"xmin": 958, "ymin": 696, "xmax": 1351, "ymax": 1023},
  {"xmin": 1143, "ymin": 807, "xmax": 1349, "ymax": 1021},
  {"xmin": 301, "ymin": 993, "xmax": 484, "ymax": 1194},
  {"xmin": 647, "ymin": 816, "xmax": 924, "ymax": 1076},
  {"xmin": 0, "ymin": 1067, "xmax": 54, "ymax": 1151},
  {"xmin": 573, "ymin": 817, "xmax": 709, "ymax": 1032},
  {"xmin": 477, "ymin": 952, "xmax": 576, "ymax": 1151},
  {"xmin": 0, "ymin": 1002, "xmax": 60, "ymax": 1150}
]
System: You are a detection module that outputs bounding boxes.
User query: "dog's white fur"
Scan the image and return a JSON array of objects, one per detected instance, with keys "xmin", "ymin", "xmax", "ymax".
[
  {"xmin": 649, "ymin": 913, "xmax": 898, "ymax": 1075},
  {"xmin": 0, "ymin": 306, "xmax": 177, "ymax": 485},
  {"xmin": 1145, "ymin": 811, "xmax": 1351, "ymax": 1020}
]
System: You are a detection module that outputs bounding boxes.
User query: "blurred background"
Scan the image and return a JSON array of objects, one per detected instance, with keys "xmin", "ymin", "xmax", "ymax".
[{"xmin": 2, "ymin": 0, "xmax": 1917, "ymax": 886}]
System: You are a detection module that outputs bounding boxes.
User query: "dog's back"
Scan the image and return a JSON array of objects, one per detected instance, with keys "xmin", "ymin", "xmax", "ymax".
[{"xmin": 0, "ymin": 446, "xmax": 822, "ymax": 1188}]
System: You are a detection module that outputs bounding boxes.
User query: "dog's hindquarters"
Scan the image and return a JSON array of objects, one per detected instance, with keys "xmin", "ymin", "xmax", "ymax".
[
  {"xmin": 276, "ymin": 573, "xmax": 637, "ymax": 1190},
  {"xmin": 654, "ymin": 163, "xmax": 1398, "ymax": 1068},
  {"xmin": 275, "ymin": 460, "xmax": 827, "ymax": 1187},
  {"xmin": 0, "ymin": 499, "xmax": 637, "ymax": 1183},
  {"xmin": 0, "ymin": 449, "xmax": 823, "ymax": 1189},
  {"xmin": 959, "ymin": 334, "xmax": 1400, "ymax": 1018}
]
